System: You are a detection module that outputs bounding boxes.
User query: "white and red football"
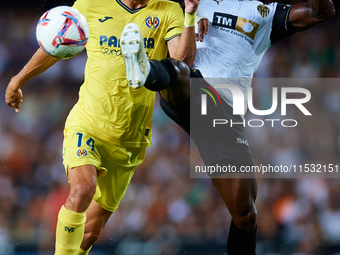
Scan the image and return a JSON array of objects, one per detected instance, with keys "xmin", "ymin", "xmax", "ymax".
[{"xmin": 36, "ymin": 6, "xmax": 89, "ymax": 59}]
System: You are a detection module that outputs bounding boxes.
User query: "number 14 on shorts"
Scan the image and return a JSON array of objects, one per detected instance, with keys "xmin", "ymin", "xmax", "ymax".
[{"xmin": 76, "ymin": 132, "xmax": 95, "ymax": 157}]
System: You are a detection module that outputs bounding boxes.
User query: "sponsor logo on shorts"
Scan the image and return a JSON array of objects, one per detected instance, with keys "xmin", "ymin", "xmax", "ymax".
[
  {"xmin": 237, "ymin": 138, "xmax": 249, "ymax": 146},
  {"xmin": 77, "ymin": 149, "xmax": 88, "ymax": 157}
]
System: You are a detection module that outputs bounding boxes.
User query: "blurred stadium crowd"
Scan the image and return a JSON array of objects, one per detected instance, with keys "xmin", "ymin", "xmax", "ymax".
[{"xmin": 1, "ymin": 1, "xmax": 340, "ymax": 255}]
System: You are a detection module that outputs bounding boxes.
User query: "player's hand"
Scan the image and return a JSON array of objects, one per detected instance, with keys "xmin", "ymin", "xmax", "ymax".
[
  {"xmin": 5, "ymin": 79, "xmax": 23, "ymax": 113},
  {"xmin": 184, "ymin": 0, "xmax": 200, "ymax": 14},
  {"xmin": 196, "ymin": 18, "xmax": 209, "ymax": 42}
]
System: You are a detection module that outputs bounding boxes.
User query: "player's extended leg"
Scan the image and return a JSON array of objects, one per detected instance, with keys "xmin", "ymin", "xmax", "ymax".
[
  {"xmin": 211, "ymin": 174, "xmax": 257, "ymax": 255},
  {"xmin": 55, "ymin": 165, "xmax": 97, "ymax": 255},
  {"xmin": 78, "ymin": 200, "xmax": 113, "ymax": 254},
  {"xmin": 151, "ymin": 58, "xmax": 191, "ymax": 106},
  {"xmin": 121, "ymin": 23, "xmax": 191, "ymax": 106}
]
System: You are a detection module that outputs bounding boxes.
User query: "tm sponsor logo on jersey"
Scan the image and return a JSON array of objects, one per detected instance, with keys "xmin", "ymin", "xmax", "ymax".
[
  {"xmin": 212, "ymin": 12, "xmax": 259, "ymax": 44},
  {"xmin": 99, "ymin": 35, "xmax": 155, "ymax": 56},
  {"xmin": 199, "ymin": 84, "xmax": 312, "ymax": 128}
]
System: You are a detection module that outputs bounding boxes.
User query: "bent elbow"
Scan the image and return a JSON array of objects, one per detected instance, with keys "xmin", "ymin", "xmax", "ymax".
[
  {"xmin": 174, "ymin": 55, "xmax": 195, "ymax": 67},
  {"xmin": 185, "ymin": 59, "xmax": 195, "ymax": 68}
]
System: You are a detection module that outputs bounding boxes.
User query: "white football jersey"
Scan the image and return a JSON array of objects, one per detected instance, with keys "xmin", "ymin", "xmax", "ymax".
[{"xmin": 192, "ymin": 0, "xmax": 278, "ymax": 113}]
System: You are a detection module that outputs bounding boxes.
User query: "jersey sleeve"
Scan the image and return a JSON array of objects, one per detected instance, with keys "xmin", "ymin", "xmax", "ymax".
[
  {"xmin": 164, "ymin": 3, "xmax": 184, "ymax": 41},
  {"xmin": 270, "ymin": 3, "xmax": 296, "ymax": 44},
  {"xmin": 72, "ymin": 0, "xmax": 86, "ymax": 17}
]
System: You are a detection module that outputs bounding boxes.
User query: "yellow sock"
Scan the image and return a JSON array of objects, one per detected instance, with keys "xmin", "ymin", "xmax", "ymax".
[
  {"xmin": 78, "ymin": 247, "xmax": 92, "ymax": 255},
  {"xmin": 55, "ymin": 205, "xmax": 86, "ymax": 255}
]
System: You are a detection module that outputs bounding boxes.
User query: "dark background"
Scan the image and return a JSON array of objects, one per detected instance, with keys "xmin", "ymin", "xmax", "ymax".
[{"xmin": 0, "ymin": 0, "xmax": 75, "ymax": 9}]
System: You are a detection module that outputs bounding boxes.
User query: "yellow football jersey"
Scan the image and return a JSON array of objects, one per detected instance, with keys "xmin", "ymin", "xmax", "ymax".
[{"xmin": 65, "ymin": 0, "xmax": 184, "ymax": 147}]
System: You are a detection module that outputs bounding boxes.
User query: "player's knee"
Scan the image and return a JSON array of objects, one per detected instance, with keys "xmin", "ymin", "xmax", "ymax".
[
  {"xmin": 68, "ymin": 183, "xmax": 96, "ymax": 209},
  {"xmin": 233, "ymin": 207, "xmax": 257, "ymax": 232},
  {"xmin": 168, "ymin": 58, "xmax": 191, "ymax": 82},
  {"xmin": 161, "ymin": 58, "xmax": 190, "ymax": 104},
  {"xmin": 73, "ymin": 183, "xmax": 96, "ymax": 201}
]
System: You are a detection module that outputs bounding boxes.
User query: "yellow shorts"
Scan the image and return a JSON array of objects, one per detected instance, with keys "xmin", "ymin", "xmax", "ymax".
[{"xmin": 62, "ymin": 127, "xmax": 146, "ymax": 212}]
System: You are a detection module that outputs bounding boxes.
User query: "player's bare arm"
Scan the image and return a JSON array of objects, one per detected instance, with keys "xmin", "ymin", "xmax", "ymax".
[
  {"xmin": 145, "ymin": 0, "xmax": 200, "ymax": 105},
  {"xmin": 196, "ymin": 17, "xmax": 209, "ymax": 42},
  {"xmin": 289, "ymin": 0, "xmax": 335, "ymax": 31},
  {"xmin": 5, "ymin": 48, "xmax": 59, "ymax": 112},
  {"xmin": 167, "ymin": 0, "xmax": 200, "ymax": 67}
]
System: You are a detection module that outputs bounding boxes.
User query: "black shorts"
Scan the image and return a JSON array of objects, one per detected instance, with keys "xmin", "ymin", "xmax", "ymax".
[{"xmin": 159, "ymin": 69, "xmax": 254, "ymax": 168}]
